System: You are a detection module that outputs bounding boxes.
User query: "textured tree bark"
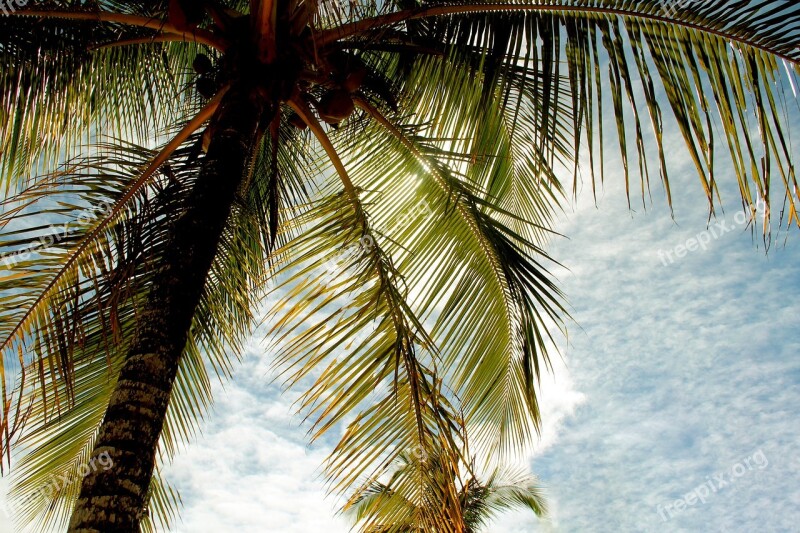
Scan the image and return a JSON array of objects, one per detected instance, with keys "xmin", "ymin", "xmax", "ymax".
[{"xmin": 68, "ymin": 89, "xmax": 263, "ymax": 532}]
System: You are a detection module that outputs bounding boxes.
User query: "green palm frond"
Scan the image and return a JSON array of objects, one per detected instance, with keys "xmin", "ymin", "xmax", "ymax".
[
  {"xmin": 0, "ymin": 95, "xmax": 222, "ymax": 449},
  {"xmin": 2, "ymin": 113, "xmax": 317, "ymax": 530},
  {"xmin": 2, "ymin": 138, "xmax": 196, "ymax": 531},
  {"xmin": 322, "ymin": 0, "xmax": 799, "ymax": 223},
  {"xmin": 264, "ymin": 189, "xmax": 452, "ymax": 487},
  {"xmin": 314, "ymin": 83, "xmax": 566, "ymax": 459},
  {"xmin": 0, "ymin": 5, "xmax": 213, "ymax": 190}
]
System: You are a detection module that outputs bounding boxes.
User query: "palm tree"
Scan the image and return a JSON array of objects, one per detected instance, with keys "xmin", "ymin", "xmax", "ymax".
[
  {"xmin": 0, "ymin": 0, "xmax": 796, "ymax": 531},
  {"xmin": 344, "ymin": 438, "xmax": 547, "ymax": 532}
]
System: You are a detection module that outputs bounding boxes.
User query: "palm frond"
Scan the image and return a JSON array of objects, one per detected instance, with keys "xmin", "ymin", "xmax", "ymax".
[
  {"xmin": 0, "ymin": 97, "xmax": 220, "ymax": 446},
  {"xmin": 302, "ymin": 59, "xmax": 566, "ymax": 458},
  {"xmin": 3, "ymin": 138, "xmax": 199, "ymax": 531},
  {"xmin": 264, "ymin": 185, "xmax": 455, "ymax": 489},
  {"xmin": 3, "ymin": 103, "xmax": 318, "ymax": 530},
  {"xmin": 321, "ymin": 0, "xmax": 800, "ymax": 227},
  {"xmin": 0, "ymin": 6, "xmax": 215, "ymax": 190}
]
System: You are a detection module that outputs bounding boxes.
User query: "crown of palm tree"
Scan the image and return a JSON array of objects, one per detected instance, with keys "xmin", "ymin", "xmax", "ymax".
[
  {"xmin": 0, "ymin": 0, "xmax": 797, "ymax": 531},
  {"xmin": 344, "ymin": 434, "xmax": 548, "ymax": 532}
]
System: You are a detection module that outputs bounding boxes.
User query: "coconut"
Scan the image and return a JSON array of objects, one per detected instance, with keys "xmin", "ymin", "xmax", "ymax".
[
  {"xmin": 193, "ymin": 54, "xmax": 213, "ymax": 75},
  {"xmin": 196, "ymin": 77, "xmax": 217, "ymax": 99},
  {"xmin": 317, "ymin": 89, "xmax": 355, "ymax": 124}
]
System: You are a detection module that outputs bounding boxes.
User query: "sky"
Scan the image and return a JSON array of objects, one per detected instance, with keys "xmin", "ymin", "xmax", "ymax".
[
  {"xmin": 0, "ymin": 174, "xmax": 797, "ymax": 533},
  {"xmin": 2, "ymin": 31, "xmax": 800, "ymax": 533},
  {"xmin": 2, "ymin": 125, "xmax": 799, "ymax": 533},
  {"xmin": 19, "ymin": 127, "xmax": 789, "ymax": 532}
]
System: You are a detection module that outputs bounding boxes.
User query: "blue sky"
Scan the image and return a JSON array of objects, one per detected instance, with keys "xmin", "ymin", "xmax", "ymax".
[{"xmin": 524, "ymin": 171, "xmax": 800, "ymax": 532}]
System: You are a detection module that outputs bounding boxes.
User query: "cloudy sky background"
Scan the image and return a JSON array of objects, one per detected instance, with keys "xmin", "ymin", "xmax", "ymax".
[
  {"xmin": 2, "ymin": 41, "xmax": 800, "ymax": 533},
  {"xmin": 2, "ymin": 141, "xmax": 798, "ymax": 533}
]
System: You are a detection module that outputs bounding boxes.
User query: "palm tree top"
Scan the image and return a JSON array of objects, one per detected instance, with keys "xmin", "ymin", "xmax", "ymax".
[{"xmin": 345, "ymin": 444, "xmax": 548, "ymax": 532}]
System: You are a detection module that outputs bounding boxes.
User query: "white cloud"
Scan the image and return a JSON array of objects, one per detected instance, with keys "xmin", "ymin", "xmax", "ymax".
[{"xmin": 161, "ymin": 350, "xmax": 352, "ymax": 533}]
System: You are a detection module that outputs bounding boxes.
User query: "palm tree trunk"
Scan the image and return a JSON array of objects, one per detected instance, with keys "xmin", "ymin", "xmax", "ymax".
[{"xmin": 68, "ymin": 90, "xmax": 263, "ymax": 532}]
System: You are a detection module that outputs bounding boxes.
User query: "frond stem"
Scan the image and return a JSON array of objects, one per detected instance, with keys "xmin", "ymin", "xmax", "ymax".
[
  {"xmin": 252, "ymin": 0, "xmax": 278, "ymax": 62},
  {"xmin": 90, "ymin": 35, "xmax": 202, "ymax": 50},
  {"xmin": 13, "ymin": 9, "xmax": 226, "ymax": 51},
  {"xmin": 287, "ymin": 96, "xmax": 359, "ymax": 198},
  {"xmin": 318, "ymin": 3, "xmax": 799, "ymax": 65},
  {"xmin": 0, "ymin": 90, "xmax": 228, "ymax": 359}
]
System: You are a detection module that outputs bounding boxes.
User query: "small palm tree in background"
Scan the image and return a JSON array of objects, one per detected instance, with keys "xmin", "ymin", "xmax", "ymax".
[
  {"xmin": 0, "ymin": 1, "xmax": 797, "ymax": 531},
  {"xmin": 345, "ymin": 438, "xmax": 547, "ymax": 532}
]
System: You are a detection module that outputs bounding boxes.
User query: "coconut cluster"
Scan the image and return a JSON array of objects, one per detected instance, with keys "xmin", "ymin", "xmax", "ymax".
[{"xmin": 180, "ymin": 3, "xmax": 394, "ymax": 132}]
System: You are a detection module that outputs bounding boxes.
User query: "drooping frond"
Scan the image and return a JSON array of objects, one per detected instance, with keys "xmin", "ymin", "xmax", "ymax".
[
  {"xmin": 320, "ymin": 0, "xmax": 800, "ymax": 228},
  {"xmin": 349, "ymin": 94, "xmax": 566, "ymax": 455},
  {"xmin": 264, "ymin": 187, "xmax": 466, "ymax": 520},
  {"xmin": 0, "ymin": 96, "xmax": 221, "ymax": 446},
  {"xmin": 2, "ymin": 107, "xmax": 318, "ymax": 529},
  {"xmin": 0, "ymin": 4, "xmax": 216, "ymax": 190},
  {"xmin": 2, "ymin": 138, "xmax": 201, "ymax": 531}
]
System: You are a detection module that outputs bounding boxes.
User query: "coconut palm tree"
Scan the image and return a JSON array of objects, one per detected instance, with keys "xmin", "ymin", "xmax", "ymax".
[
  {"xmin": 0, "ymin": 0, "xmax": 797, "ymax": 531},
  {"xmin": 344, "ymin": 437, "xmax": 547, "ymax": 532}
]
